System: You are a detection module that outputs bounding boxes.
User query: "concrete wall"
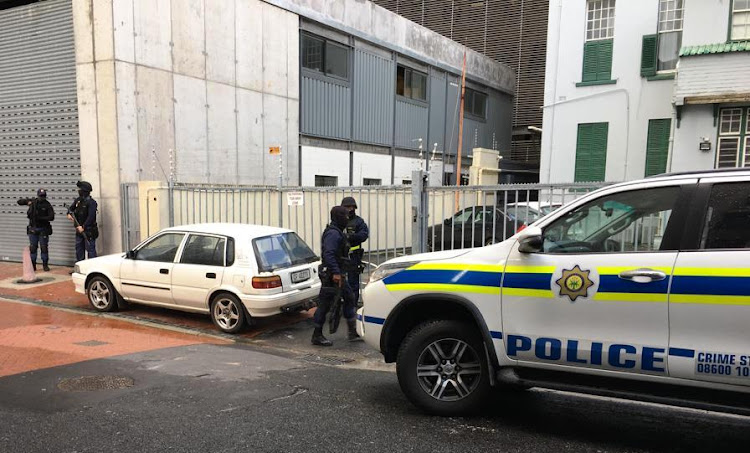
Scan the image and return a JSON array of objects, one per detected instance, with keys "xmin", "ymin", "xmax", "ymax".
[
  {"xmin": 300, "ymin": 146, "xmax": 351, "ymax": 187},
  {"xmin": 682, "ymin": 0, "xmax": 731, "ymax": 47},
  {"xmin": 75, "ymin": 0, "xmax": 300, "ymax": 254},
  {"xmin": 540, "ymin": 0, "xmax": 675, "ymax": 183}
]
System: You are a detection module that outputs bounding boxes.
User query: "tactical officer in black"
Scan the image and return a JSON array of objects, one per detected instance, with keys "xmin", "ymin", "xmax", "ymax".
[
  {"xmin": 341, "ymin": 197, "xmax": 369, "ymax": 305},
  {"xmin": 312, "ymin": 206, "xmax": 361, "ymax": 347},
  {"xmin": 67, "ymin": 181, "xmax": 99, "ymax": 262},
  {"xmin": 17, "ymin": 188, "xmax": 55, "ymax": 271}
]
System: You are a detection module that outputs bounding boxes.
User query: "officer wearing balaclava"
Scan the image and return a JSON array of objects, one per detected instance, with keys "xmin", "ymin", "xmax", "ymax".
[
  {"xmin": 312, "ymin": 206, "xmax": 360, "ymax": 346},
  {"xmin": 67, "ymin": 180, "xmax": 99, "ymax": 263}
]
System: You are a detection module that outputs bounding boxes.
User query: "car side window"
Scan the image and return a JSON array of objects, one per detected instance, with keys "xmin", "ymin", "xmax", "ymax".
[
  {"xmin": 136, "ymin": 233, "xmax": 185, "ymax": 262},
  {"xmin": 180, "ymin": 234, "xmax": 227, "ymax": 266},
  {"xmin": 542, "ymin": 187, "xmax": 681, "ymax": 254},
  {"xmin": 700, "ymin": 182, "xmax": 750, "ymax": 250}
]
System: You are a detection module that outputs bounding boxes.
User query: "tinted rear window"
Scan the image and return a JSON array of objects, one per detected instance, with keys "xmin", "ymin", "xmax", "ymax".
[{"xmin": 253, "ymin": 232, "xmax": 318, "ymax": 272}]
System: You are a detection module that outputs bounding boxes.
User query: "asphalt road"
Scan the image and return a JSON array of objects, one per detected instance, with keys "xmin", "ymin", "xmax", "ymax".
[{"xmin": 1, "ymin": 342, "xmax": 749, "ymax": 453}]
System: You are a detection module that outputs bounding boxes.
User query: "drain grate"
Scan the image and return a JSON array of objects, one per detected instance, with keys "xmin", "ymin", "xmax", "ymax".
[
  {"xmin": 57, "ymin": 376, "xmax": 134, "ymax": 392},
  {"xmin": 296, "ymin": 353, "xmax": 355, "ymax": 366}
]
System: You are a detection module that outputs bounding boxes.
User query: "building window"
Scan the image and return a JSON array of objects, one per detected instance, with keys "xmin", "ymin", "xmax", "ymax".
[
  {"xmin": 574, "ymin": 122, "xmax": 609, "ymax": 182},
  {"xmin": 581, "ymin": 0, "xmax": 616, "ymax": 83},
  {"xmin": 656, "ymin": 0, "xmax": 683, "ymax": 71},
  {"xmin": 314, "ymin": 175, "xmax": 338, "ymax": 187},
  {"xmin": 363, "ymin": 178, "xmax": 382, "ymax": 186},
  {"xmin": 716, "ymin": 107, "xmax": 750, "ymax": 168},
  {"xmin": 464, "ymin": 88, "xmax": 487, "ymax": 119},
  {"xmin": 731, "ymin": 0, "xmax": 750, "ymax": 41},
  {"xmin": 645, "ymin": 119, "xmax": 671, "ymax": 176},
  {"xmin": 301, "ymin": 34, "xmax": 349, "ymax": 80},
  {"xmin": 396, "ymin": 65, "xmax": 427, "ymax": 101}
]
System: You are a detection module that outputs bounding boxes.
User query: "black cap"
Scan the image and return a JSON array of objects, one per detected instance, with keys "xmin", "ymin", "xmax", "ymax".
[
  {"xmin": 77, "ymin": 181, "xmax": 93, "ymax": 192},
  {"xmin": 37, "ymin": 188, "xmax": 47, "ymax": 198},
  {"xmin": 341, "ymin": 196, "xmax": 357, "ymax": 209},
  {"xmin": 331, "ymin": 206, "xmax": 349, "ymax": 229}
]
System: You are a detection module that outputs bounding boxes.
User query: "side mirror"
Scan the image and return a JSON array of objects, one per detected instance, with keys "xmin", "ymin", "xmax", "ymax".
[
  {"xmin": 443, "ymin": 218, "xmax": 452, "ymax": 225},
  {"xmin": 518, "ymin": 235, "xmax": 543, "ymax": 253},
  {"xmin": 126, "ymin": 250, "xmax": 137, "ymax": 259}
]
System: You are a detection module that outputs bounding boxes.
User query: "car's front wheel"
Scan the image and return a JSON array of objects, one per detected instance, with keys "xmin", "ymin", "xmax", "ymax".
[
  {"xmin": 396, "ymin": 320, "xmax": 490, "ymax": 416},
  {"xmin": 86, "ymin": 276, "xmax": 119, "ymax": 312},
  {"xmin": 210, "ymin": 293, "xmax": 246, "ymax": 334}
]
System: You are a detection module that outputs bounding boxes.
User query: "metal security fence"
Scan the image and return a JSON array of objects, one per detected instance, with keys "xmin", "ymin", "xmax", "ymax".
[
  {"xmin": 127, "ymin": 179, "xmax": 610, "ymax": 277},
  {"xmin": 423, "ymin": 182, "xmax": 609, "ymax": 253}
]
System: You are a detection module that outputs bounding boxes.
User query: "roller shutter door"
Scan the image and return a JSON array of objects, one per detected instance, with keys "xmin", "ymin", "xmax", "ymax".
[{"xmin": 0, "ymin": 0, "xmax": 79, "ymax": 265}]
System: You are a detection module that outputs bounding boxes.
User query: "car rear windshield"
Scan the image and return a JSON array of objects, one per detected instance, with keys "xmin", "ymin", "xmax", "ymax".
[{"xmin": 253, "ymin": 232, "xmax": 318, "ymax": 272}]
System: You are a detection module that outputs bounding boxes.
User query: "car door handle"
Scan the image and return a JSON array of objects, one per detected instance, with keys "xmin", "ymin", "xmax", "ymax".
[
  {"xmin": 618, "ymin": 268, "xmax": 667, "ymax": 283},
  {"xmin": 160, "ymin": 269, "xmax": 169, "ymax": 275},
  {"xmin": 206, "ymin": 273, "xmax": 216, "ymax": 279}
]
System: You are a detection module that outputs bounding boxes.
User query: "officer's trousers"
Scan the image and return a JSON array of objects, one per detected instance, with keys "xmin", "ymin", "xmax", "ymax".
[
  {"xmin": 28, "ymin": 228, "xmax": 49, "ymax": 264},
  {"xmin": 313, "ymin": 282, "xmax": 356, "ymax": 328},
  {"xmin": 75, "ymin": 234, "xmax": 97, "ymax": 261}
]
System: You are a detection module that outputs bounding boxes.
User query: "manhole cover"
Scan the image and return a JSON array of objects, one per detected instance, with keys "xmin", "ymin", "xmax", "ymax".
[
  {"xmin": 57, "ymin": 376, "xmax": 134, "ymax": 392},
  {"xmin": 297, "ymin": 353, "xmax": 355, "ymax": 366}
]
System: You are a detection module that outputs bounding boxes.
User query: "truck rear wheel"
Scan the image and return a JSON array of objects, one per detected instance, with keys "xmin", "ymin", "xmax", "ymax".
[{"xmin": 396, "ymin": 320, "xmax": 490, "ymax": 416}]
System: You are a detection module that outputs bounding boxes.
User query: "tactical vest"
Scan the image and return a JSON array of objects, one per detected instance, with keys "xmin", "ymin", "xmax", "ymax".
[
  {"xmin": 322, "ymin": 224, "xmax": 354, "ymax": 273},
  {"xmin": 72, "ymin": 197, "xmax": 92, "ymax": 225}
]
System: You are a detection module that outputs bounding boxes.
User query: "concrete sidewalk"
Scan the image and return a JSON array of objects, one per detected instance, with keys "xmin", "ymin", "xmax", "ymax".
[{"xmin": 0, "ymin": 261, "xmax": 313, "ymax": 340}]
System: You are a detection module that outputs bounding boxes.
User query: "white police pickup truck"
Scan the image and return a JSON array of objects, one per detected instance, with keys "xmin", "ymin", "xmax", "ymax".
[{"xmin": 357, "ymin": 169, "xmax": 750, "ymax": 415}]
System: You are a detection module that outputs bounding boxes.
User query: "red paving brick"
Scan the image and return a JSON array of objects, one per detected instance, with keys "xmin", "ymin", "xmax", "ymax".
[
  {"xmin": 0, "ymin": 262, "xmax": 313, "ymax": 338},
  {"xmin": 0, "ymin": 299, "xmax": 226, "ymax": 378}
]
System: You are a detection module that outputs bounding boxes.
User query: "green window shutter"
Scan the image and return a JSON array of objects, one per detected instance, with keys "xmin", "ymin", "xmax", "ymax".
[
  {"xmin": 645, "ymin": 119, "xmax": 671, "ymax": 176},
  {"xmin": 582, "ymin": 41, "xmax": 600, "ymax": 82},
  {"xmin": 640, "ymin": 35, "xmax": 658, "ymax": 77},
  {"xmin": 575, "ymin": 122, "xmax": 609, "ymax": 182},
  {"xmin": 582, "ymin": 40, "xmax": 614, "ymax": 82},
  {"xmin": 597, "ymin": 40, "xmax": 613, "ymax": 81}
]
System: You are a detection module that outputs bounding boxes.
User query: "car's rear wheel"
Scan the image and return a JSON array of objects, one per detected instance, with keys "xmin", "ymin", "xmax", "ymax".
[
  {"xmin": 210, "ymin": 293, "xmax": 246, "ymax": 334},
  {"xmin": 396, "ymin": 320, "xmax": 490, "ymax": 416},
  {"xmin": 86, "ymin": 276, "xmax": 119, "ymax": 312}
]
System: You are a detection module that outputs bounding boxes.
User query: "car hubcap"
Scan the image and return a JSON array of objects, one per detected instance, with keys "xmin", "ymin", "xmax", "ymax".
[
  {"xmin": 88, "ymin": 281, "xmax": 110, "ymax": 309},
  {"xmin": 214, "ymin": 299, "xmax": 240, "ymax": 330},
  {"xmin": 416, "ymin": 338, "xmax": 481, "ymax": 401}
]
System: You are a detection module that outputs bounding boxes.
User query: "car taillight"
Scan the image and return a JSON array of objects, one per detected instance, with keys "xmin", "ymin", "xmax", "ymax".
[
  {"xmin": 252, "ymin": 275, "xmax": 282, "ymax": 289},
  {"xmin": 516, "ymin": 223, "xmax": 527, "ymax": 233}
]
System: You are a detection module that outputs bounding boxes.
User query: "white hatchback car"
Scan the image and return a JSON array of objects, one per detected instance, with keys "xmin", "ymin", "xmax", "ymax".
[{"xmin": 72, "ymin": 223, "xmax": 321, "ymax": 333}]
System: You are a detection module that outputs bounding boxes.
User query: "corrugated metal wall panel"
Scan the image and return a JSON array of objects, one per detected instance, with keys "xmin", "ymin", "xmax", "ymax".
[
  {"xmin": 352, "ymin": 49, "xmax": 394, "ymax": 146},
  {"xmin": 0, "ymin": 0, "xmax": 80, "ymax": 265},
  {"xmin": 395, "ymin": 99, "xmax": 428, "ymax": 149},
  {"xmin": 427, "ymin": 71, "xmax": 446, "ymax": 154},
  {"xmin": 300, "ymin": 75, "xmax": 351, "ymax": 140}
]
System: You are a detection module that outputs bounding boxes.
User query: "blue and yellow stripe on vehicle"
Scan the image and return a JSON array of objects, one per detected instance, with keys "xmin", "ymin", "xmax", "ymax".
[
  {"xmin": 383, "ymin": 263, "xmax": 750, "ymax": 305},
  {"xmin": 383, "ymin": 262, "xmax": 503, "ymax": 294},
  {"xmin": 670, "ymin": 267, "xmax": 750, "ymax": 306}
]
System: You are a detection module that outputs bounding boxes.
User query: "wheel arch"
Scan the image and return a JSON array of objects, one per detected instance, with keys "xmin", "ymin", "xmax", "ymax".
[
  {"xmin": 207, "ymin": 289, "xmax": 253, "ymax": 321},
  {"xmin": 380, "ymin": 294, "xmax": 500, "ymax": 370}
]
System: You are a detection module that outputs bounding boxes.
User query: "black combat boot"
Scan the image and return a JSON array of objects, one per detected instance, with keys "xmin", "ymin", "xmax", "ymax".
[
  {"xmin": 43, "ymin": 263, "xmax": 50, "ymax": 272},
  {"xmin": 311, "ymin": 327, "xmax": 332, "ymax": 347},
  {"xmin": 347, "ymin": 318, "xmax": 362, "ymax": 342}
]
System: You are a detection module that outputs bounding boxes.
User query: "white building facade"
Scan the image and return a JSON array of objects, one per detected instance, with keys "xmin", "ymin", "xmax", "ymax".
[{"xmin": 541, "ymin": 0, "xmax": 750, "ymax": 184}]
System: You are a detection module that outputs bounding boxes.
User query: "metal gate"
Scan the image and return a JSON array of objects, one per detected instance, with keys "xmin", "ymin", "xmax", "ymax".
[{"xmin": 0, "ymin": 0, "xmax": 80, "ymax": 265}]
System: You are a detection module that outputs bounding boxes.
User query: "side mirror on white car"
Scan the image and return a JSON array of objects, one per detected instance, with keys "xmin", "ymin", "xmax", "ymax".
[{"xmin": 517, "ymin": 226, "xmax": 543, "ymax": 254}]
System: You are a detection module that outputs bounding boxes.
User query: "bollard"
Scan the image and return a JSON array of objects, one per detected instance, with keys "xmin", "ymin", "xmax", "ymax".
[{"xmin": 17, "ymin": 246, "xmax": 42, "ymax": 284}]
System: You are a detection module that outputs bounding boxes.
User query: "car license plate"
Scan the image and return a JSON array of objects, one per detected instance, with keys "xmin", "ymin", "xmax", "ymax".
[{"xmin": 291, "ymin": 269, "xmax": 310, "ymax": 284}]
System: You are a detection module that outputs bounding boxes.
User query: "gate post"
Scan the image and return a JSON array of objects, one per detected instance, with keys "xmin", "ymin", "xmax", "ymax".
[{"xmin": 411, "ymin": 170, "xmax": 429, "ymax": 254}]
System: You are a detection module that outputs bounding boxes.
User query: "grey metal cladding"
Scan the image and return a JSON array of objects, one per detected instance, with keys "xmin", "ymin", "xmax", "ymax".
[
  {"xmin": 301, "ymin": 75, "xmax": 351, "ymax": 141},
  {"xmin": 352, "ymin": 49, "xmax": 394, "ymax": 146},
  {"xmin": 427, "ymin": 72, "xmax": 446, "ymax": 154},
  {"xmin": 0, "ymin": 0, "xmax": 79, "ymax": 265},
  {"xmin": 395, "ymin": 100, "xmax": 428, "ymax": 150}
]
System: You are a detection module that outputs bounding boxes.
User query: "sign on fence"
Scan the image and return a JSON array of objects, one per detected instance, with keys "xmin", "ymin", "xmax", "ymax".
[{"xmin": 287, "ymin": 191, "xmax": 304, "ymax": 206}]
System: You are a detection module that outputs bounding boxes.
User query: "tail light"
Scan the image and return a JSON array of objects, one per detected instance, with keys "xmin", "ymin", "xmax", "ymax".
[
  {"xmin": 516, "ymin": 223, "xmax": 527, "ymax": 233},
  {"xmin": 252, "ymin": 275, "xmax": 282, "ymax": 289}
]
